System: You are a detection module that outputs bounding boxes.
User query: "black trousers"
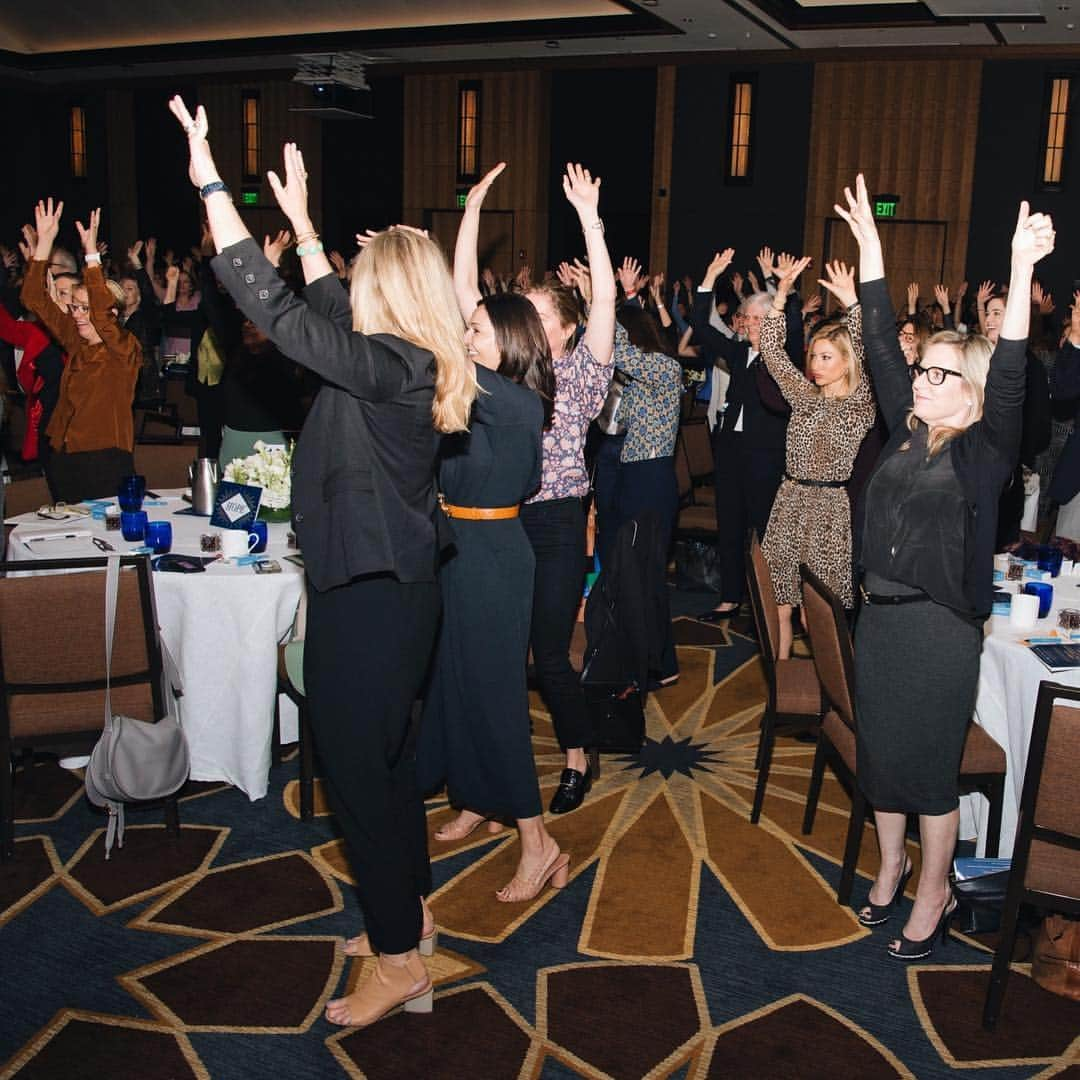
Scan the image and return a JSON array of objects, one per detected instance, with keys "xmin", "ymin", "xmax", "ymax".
[
  {"xmin": 44, "ymin": 446, "xmax": 135, "ymax": 504},
  {"xmin": 303, "ymin": 573, "xmax": 441, "ymax": 955},
  {"xmin": 712, "ymin": 430, "xmax": 785, "ymax": 605},
  {"xmin": 615, "ymin": 456, "xmax": 679, "ymax": 680},
  {"xmin": 592, "ymin": 432, "xmax": 625, "ymax": 571},
  {"xmin": 520, "ymin": 497, "xmax": 592, "ymax": 751}
]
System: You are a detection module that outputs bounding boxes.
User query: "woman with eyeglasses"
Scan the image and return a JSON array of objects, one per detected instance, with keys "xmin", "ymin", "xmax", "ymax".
[
  {"xmin": 20, "ymin": 201, "xmax": 142, "ymax": 503},
  {"xmin": 836, "ymin": 174, "xmax": 1053, "ymax": 961}
]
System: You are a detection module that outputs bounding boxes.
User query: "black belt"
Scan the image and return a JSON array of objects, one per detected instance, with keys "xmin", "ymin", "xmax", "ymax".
[
  {"xmin": 785, "ymin": 473, "xmax": 846, "ymax": 489},
  {"xmin": 859, "ymin": 585, "xmax": 931, "ymax": 605}
]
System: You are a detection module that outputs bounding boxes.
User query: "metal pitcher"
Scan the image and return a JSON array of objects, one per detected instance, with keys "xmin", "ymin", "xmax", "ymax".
[{"xmin": 188, "ymin": 458, "xmax": 219, "ymax": 516}]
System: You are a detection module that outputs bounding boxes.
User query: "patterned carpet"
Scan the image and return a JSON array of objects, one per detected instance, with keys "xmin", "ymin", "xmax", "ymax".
[{"xmin": 2, "ymin": 615, "xmax": 1078, "ymax": 1079}]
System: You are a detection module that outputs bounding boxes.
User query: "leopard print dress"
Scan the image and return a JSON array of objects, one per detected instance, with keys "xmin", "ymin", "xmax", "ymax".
[{"xmin": 759, "ymin": 304, "xmax": 875, "ymax": 608}]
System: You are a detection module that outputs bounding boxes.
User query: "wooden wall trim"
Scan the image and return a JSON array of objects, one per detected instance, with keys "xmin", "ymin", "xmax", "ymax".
[{"xmin": 649, "ymin": 65, "xmax": 676, "ymax": 275}]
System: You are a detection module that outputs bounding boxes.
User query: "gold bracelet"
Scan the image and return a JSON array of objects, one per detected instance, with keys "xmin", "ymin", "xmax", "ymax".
[{"xmin": 294, "ymin": 230, "xmax": 319, "ymax": 246}]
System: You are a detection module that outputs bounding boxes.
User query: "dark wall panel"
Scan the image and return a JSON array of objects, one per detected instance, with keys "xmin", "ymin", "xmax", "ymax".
[
  {"xmin": 548, "ymin": 67, "xmax": 656, "ymax": 270},
  {"xmin": 967, "ymin": 59, "xmax": 1080, "ymax": 314},
  {"xmin": 321, "ymin": 76, "xmax": 404, "ymax": 253},
  {"xmin": 668, "ymin": 62, "xmax": 814, "ymax": 285}
]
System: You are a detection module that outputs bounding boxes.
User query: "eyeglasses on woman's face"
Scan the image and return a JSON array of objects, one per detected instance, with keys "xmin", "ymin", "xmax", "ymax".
[{"xmin": 909, "ymin": 362, "xmax": 963, "ymax": 386}]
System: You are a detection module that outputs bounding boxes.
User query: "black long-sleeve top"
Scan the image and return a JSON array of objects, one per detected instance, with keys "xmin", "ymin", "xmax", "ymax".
[{"xmin": 858, "ymin": 278, "xmax": 1026, "ymax": 618}]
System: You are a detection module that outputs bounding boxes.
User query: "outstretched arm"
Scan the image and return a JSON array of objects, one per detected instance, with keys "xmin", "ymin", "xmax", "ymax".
[
  {"xmin": 564, "ymin": 164, "xmax": 616, "ymax": 366},
  {"xmin": 453, "ymin": 162, "xmax": 505, "ymax": 320},
  {"xmin": 761, "ymin": 255, "xmax": 815, "ymax": 404}
]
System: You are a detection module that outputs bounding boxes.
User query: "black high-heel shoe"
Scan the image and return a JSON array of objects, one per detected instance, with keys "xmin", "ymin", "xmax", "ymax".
[
  {"xmin": 887, "ymin": 897, "xmax": 957, "ymax": 961},
  {"xmin": 857, "ymin": 859, "xmax": 914, "ymax": 927}
]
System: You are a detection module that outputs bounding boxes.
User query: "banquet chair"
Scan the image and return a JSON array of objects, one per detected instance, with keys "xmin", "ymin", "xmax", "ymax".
[
  {"xmin": 680, "ymin": 420, "xmax": 715, "ymax": 506},
  {"xmin": 746, "ymin": 534, "xmax": 823, "ymax": 824},
  {"xmin": 0, "ymin": 556, "xmax": 181, "ymax": 860},
  {"xmin": 983, "ymin": 679, "xmax": 1080, "ymax": 1031},
  {"xmin": 272, "ymin": 591, "xmax": 314, "ymax": 820},
  {"xmin": 4, "ymin": 474, "xmax": 51, "ymax": 519},
  {"xmin": 799, "ymin": 565, "xmax": 1008, "ymax": 906}
]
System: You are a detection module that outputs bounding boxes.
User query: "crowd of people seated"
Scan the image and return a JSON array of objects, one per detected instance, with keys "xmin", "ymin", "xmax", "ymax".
[{"xmin": 0, "ymin": 92, "xmax": 1070, "ymax": 1025}]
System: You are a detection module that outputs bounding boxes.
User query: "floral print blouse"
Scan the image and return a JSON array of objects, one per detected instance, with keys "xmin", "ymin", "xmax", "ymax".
[
  {"xmin": 612, "ymin": 322, "xmax": 683, "ymax": 463},
  {"xmin": 527, "ymin": 336, "xmax": 614, "ymax": 503}
]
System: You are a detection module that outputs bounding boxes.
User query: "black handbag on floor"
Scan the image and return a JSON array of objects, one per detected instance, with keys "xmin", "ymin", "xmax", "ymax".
[{"xmin": 951, "ymin": 870, "xmax": 1010, "ymax": 934}]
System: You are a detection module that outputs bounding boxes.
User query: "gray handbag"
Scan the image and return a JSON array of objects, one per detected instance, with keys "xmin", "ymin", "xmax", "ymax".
[{"xmin": 85, "ymin": 554, "xmax": 189, "ymax": 858}]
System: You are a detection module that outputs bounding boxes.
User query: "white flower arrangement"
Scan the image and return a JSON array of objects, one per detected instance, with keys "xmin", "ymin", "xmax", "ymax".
[{"xmin": 223, "ymin": 440, "xmax": 293, "ymax": 510}]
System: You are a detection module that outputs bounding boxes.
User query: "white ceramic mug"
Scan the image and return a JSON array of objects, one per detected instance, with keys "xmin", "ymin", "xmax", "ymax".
[
  {"xmin": 1009, "ymin": 592, "xmax": 1039, "ymax": 631},
  {"xmin": 220, "ymin": 528, "xmax": 258, "ymax": 558}
]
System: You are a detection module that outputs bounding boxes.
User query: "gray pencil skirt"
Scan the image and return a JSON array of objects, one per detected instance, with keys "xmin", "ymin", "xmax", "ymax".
[{"xmin": 853, "ymin": 587, "xmax": 982, "ymax": 816}]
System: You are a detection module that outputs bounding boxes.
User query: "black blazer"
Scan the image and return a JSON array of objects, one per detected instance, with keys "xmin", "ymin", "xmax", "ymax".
[
  {"xmin": 1049, "ymin": 339, "xmax": 1080, "ymax": 504},
  {"xmin": 211, "ymin": 238, "xmax": 446, "ymax": 592},
  {"xmin": 690, "ymin": 290, "xmax": 793, "ymax": 451}
]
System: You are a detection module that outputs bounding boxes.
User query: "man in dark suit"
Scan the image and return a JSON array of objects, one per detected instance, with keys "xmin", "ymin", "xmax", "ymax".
[{"xmin": 689, "ymin": 249, "xmax": 802, "ymax": 619}]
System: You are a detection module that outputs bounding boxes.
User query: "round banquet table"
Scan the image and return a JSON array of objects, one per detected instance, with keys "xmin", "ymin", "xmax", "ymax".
[
  {"xmin": 6, "ymin": 491, "xmax": 304, "ymax": 800},
  {"xmin": 962, "ymin": 573, "xmax": 1080, "ymax": 857}
]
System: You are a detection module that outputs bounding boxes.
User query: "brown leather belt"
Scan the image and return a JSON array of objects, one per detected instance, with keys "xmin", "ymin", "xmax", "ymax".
[{"xmin": 440, "ymin": 500, "xmax": 519, "ymax": 520}]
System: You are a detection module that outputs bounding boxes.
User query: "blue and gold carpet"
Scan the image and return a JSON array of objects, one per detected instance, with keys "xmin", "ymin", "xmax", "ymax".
[{"xmin": 2, "ymin": 615, "xmax": 1078, "ymax": 1079}]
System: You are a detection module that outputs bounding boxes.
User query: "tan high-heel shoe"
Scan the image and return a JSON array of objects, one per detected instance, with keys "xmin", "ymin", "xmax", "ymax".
[
  {"xmin": 325, "ymin": 953, "xmax": 433, "ymax": 1028},
  {"xmin": 496, "ymin": 849, "xmax": 570, "ymax": 903},
  {"xmin": 434, "ymin": 813, "xmax": 504, "ymax": 843}
]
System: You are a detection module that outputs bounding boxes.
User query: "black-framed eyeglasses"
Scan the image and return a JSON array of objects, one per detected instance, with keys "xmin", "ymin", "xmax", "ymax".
[{"xmin": 909, "ymin": 363, "xmax": 963, "ymax": 386}]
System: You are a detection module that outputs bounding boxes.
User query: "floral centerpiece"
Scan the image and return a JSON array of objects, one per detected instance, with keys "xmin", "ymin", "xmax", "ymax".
[{"xmin": 223, "ymin": 440, "xmax": 293, "ymax": 522}]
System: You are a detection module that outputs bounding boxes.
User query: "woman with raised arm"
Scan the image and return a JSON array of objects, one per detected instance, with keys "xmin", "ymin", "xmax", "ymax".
[
  {"xmin": 457, "ymin": 161, "xmax": 617, "ymax": 814},
  {"xmin": 759, "ymin": 257, "xmax": 876, "ymax": 660},
  {"xmin": 20, "ymin": 203, "xmax": 141, "ymax": 502},
  {"xmin": 416, "ymin": 161, "xmax": 568, "ymax": 903},
  {"xmin": 836, "ymin": 174, "xmax": 1053, "ymax": 960},
  {"xmin": 168, "ymin": 97, "xmax": 476, "ymax": 1028}
]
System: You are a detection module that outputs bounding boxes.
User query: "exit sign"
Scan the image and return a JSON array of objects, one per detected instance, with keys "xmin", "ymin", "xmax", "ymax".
[
  {"xmin": 874, "ymin": 194, "xmax": 900, "ymax": 218},
  {"xmin": 240, "ymin": 190, "xmax": 259, "ymax": 206},
  {"xmin": 457, "ymin": 193, "xmax": 467, "ymax": 209}
]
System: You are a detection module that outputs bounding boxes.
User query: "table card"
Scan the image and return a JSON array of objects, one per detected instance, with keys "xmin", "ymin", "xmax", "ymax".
[{"xmin": 210, "ymin": 481, "xmax": 262, "ymax": 530}]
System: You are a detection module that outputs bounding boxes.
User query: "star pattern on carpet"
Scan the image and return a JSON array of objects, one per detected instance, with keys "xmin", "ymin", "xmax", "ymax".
[{"xmin": 619, "ymin": 734, "xmax": 721, "ymax": 779}]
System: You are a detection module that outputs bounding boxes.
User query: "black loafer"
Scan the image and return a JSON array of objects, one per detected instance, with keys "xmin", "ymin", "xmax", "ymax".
[{"xmin": 549, "ymin": 766, "xmax": 593, "ymax": 814}]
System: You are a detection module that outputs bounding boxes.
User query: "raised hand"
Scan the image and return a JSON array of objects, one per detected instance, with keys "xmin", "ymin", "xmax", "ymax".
[
  {"xmin": 199, "ymin": 223, "xmax": 214, "ymax": 256},
  {"xmin": 1011, "ymin": 202, "xmax": 1055, "ymax": 267},
  {"xmin": 165, "ymin": 265, "xmax": 180, "ymax": 285},
  {"xmin": 818, "ymin": 259, "xmax": 857, "ymax": 309},
  {"xmin": 145, "ymin": 236, "xmax": 157, "ymax": 265},
  {"xmin": 756, "ymin": 246, "xmax": 776, "ymax": 280},
  {"xmin": 833, "ymin": 174, "xmax": 879, "ymax": 251},
  {"xmin": 481, "ymin": 267, "xmax": 496, "ymax": 290},
  {"xmin": 167, "ymin": 95, "xmax": 218, "ymax": 190},
  {"xmin": 731, "ymin": 270, "xmax": 744, "ymax": 297},
  {"xmin": 266, "ymin": 143, "xmax": 311, "ymax": 231},
  {"xmin": 1040, "ymin": 289, "xmax": 1056, "ymax": 316},
  {"xmin": 650, "ymin": 272, "xmax": 665, "ymax": 302},
  {"xmin": 933, "ymin": 284, "xmax": 950, "ymax": 313},
  {"xmin": 127, "ymin": 240, "xmax": 144, "ymax": 267},
  {"xmin": 747, "ymin": 269, "xmax": 761, "ymax": 294},
  {"xmin": 465, "ymin": 162, "xmax": 506, "ymax": 213},
  {"xmin": 802, "ymin": 293, "xmax": 822, "ymax": 317},
  {"xmin": 262, "ymin": 229, "xmax": 292, "ymax": 268},
  {"xmin": 555, "ymin": 262, "xmax": 574, "ymax": 289},
  {"xmin": 617, "ymin": 256, "xmax": 642, "ymax": 296},
  {"xmin": 328, "ymin": 250, "xmax": 346, "ymax": 278},
  {"xmin": 775, "ymin": 251, "xmax": 799, "ymax": 278},
  {"xmin": 74, "ymin": 206, "xmax": 101, "ymax": 257},
  {"xmin": 163, "ymin": 248, "xmax": 176, "ymax": 267},
  {"xmin": 0, "ymin": 246, "xmax": 15, "ymax": 272},
  {"xmin": 906, "ymin": 281, "xmax": 919, "ymax": 314},
  {"xmin": 954, "ymin": 279, "xmax": 968, "ymax": 302},
  {"xmin": 702, "ymin": 248, "xmax": 735, "ymax": 289},
  {"xmin": 33, "ymin": 198, "xmax": 64, "ymax": 255},
  {"xmin": 562, "ymin": 163, "xmax": 601, "ymax": 223},
  {"xmin": 976, "ymin": 279, "xmax": 995, "ymax": 305},
  {"xmin": 775, "ymin": 255, "xmax": 813, "ymax": 304}
]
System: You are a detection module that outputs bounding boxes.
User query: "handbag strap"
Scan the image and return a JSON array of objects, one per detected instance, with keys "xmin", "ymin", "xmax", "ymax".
[{"xmin": 103, "ymin": 553, "xmax": 120, "ymax": 732}]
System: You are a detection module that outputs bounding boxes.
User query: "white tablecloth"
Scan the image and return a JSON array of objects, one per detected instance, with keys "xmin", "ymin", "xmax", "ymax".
[
  {"xmin": 962, "ymin": 575, "xmax": 1080, "ymax": 856},
  {"xmin": 7, "ymin": 492, "xmax": 304, "ymax": 800}
]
